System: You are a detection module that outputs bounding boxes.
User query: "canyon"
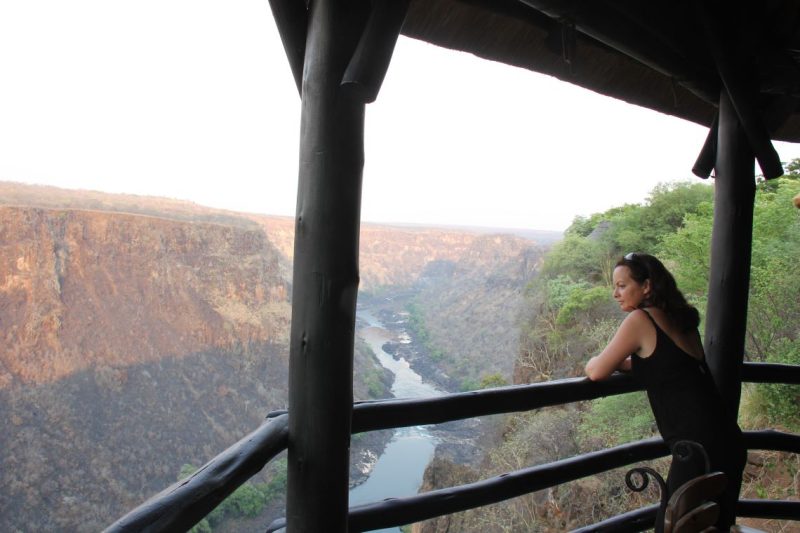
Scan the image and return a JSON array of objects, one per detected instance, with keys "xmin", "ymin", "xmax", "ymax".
[{"xmin": 0, "ymin": 181, "xmax": 555, "ymax": 531}]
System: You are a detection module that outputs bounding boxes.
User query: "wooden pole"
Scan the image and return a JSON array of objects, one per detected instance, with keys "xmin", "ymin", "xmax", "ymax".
[
  {"xmin": 704, "ymin": 89, "xmax": 755, "ymax": 416},
  {"xmin": 285, "ymin": 1, "xmax": 368, "ymax": 531}
]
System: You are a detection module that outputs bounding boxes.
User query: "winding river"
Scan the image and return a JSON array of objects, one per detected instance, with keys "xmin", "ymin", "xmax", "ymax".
[{"xmin": 349, "ymin": 308, "xmax": 444, "ymax": 532}]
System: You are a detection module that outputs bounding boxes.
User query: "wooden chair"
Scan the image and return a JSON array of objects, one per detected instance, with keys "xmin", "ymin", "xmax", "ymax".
[
  {"xmin": 662, "ymin": 471, "xmax": 726, "ymax": 533},
  {"xmin": 625, "ymin": 441, "xmax": 728, "ymax": 533},
  {"xmin": 625, "ymin": 436, "xmax": 768, "ymax": 533}
]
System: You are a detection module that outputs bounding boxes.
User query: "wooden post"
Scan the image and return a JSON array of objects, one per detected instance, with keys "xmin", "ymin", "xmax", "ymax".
[
  {"xmin": 285, "ymin": 1, "xmax": 368, "ymax": 531},
  {"xmin": 704, "ymin": 89, "xmax": 755, "ymax": 416}
]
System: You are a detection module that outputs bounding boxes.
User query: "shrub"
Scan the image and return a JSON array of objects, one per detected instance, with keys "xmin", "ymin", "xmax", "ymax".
[
  {"xmin": 578, "ymin": 392, "xmax": 655, "ymax": 449},
  {"xmin": 479, "ymin": 373, "xmax": 508, "ymax": 389},
  {"xmin": 754, "ymin": 339, "xmax": 800, "ymax": 431}
]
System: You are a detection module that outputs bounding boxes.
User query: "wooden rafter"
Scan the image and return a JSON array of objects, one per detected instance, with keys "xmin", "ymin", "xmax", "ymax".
[
  {"xmin": 342, "ymin": 0, "xmax": 410, "ymax": 103},
  {"xmin": 268, "ymin": 0, "xmax": 308, "ymax": 95},
  {"xmin": 699, "ymin": 1, "xmax": 784, "ymax": 179}
]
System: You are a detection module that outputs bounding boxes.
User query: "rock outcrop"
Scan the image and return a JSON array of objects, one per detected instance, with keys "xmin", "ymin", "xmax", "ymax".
[{"xmin": 0, "ymin": 206, "xmax": 290, "ymax": 387}]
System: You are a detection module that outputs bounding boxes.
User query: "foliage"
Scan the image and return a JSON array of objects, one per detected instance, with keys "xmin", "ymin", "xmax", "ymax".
[
  {"xmin": 657, "ymin": 202, "xmax": 713, "ymax": 298},
  {"xmin": 479, "ymin": 373, "xmax": 508, "ymax": 389},
  {"xmin": 521, "ymin": 174, "xmax": 799, "ymax": 432},
  {"xmin": 179, "ymin": 458, "xmax": 288, "ymax": 532},
  {"xmin": 556, "ymin": 285, "xmax": 611, "ymax": 326},
  {"xmin": 189, "ymin": 518, "xmax": 213, "ymax": 533},
  {"xmin": 753, "ymin": 339, "xmax": 800, "ymax": 432},
  {"xmin": 354, "ymin": 339, "xmax": 391, "ymax": 400},
  {"xmin": 406, "ymin": 300, "xmax": 449, "ymax": 363},
  {"xmin": 177, "ymin": 465, "xmax": 215, "ymax": 533},
  {"xmin": 364, "ymin": 373, "xmax": 386, "ymax": 398},
  {"xmin": 461, "ymin": 170, "xmax": 800, "ymax": 530},
  {"xmin": 746, "ymin": 178, "xmax": 800, "ymax": 359},
  {"xmin": 544, "ymin": 275, "xmax": 591, "ymax": 311},
  {"xmin": 541, "ymin": 234, "xmax": 613, "ymax": 283},
  {"xmin": 578, "ymin": 393, "xmax": 655, "ymax": 449},
  {"xmin": 546, "ymin": 182, "xmax": 713, "ymax": 284},
  {"xmin": 459, "ymin": 377, "xmax": 481, "ymax": 392},
  {"xmin": 518, "ymin": 275, "xmax": 619, "ymax": 382}
]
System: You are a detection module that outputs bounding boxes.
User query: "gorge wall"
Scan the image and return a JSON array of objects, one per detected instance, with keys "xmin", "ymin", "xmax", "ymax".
[{"xmin": 0, "ymin": 202, "xmax": 294, "ymax": 531}]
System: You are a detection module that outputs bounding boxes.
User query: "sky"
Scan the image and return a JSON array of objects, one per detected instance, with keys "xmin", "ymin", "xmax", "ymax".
[{"xmin": 1, "ymin": 1, "xmax": 799, "ymax": 233}]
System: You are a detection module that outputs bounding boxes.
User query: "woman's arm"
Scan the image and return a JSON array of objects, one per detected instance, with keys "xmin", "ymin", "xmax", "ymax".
[{"xmin": 584, "ymin": 311, "xmax": 646, "ymax": 381}]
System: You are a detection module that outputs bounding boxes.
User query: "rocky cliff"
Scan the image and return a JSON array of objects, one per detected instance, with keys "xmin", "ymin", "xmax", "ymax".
[
  {"xmin": 0, "ymin": 203, "xmax": 296, "ymax": 531},
  {"xmin": 0, "ymin": 206, "xmax": 290, "ymax": 387},
  {"xmin": 408, "ymin": 234, "xmax": 546, "ymax": 388},
  {"xmin": 255, "ymin": 216, "xmax": 500, "ymax": 290}
]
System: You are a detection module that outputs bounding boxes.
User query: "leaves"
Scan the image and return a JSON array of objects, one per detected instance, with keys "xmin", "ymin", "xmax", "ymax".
[{"xmin": 521, "ymin": 171, "xmax": 799, "ymax": 453}]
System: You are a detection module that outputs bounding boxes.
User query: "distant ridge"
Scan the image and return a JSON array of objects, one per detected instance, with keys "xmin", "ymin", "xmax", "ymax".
[
  {"xmin": 0, "ymin": 181, "xmax": 563, "ymax": 243},
  {"xmin": 377, "ymin": 221, "xmax": 562, "ymax": 244}
]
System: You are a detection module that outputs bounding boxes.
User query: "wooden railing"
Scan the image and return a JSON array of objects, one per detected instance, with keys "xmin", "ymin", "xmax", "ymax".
[{"xmin": 106, "ymin": 362, "xmax": 800, "ymax": 532}]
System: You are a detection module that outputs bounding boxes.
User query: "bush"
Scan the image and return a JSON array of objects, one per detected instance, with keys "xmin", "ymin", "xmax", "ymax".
[
  {"xmin": 578, "ymin": 392, "xmax": 655, "ymax": 449},
  {"xmin": 459, "ymin": 377, "xmax": 481, "ymax": 392},
  {"xmin": 260, "ymin": 458, "xmax": 288, "ymax": 503},
  {"xmin": 189, "ymin": 519, "xmax": 212, "ymax": 533},
  {"xmin": 177, "ymin": 459, "xmax": 288, "ymax": 531},
  {"xmin": 754, "ymin": 339, "xmax": 800, "ymax": 431},
  {"xmin": 479, "ymin": 373, "xmax": 508, "ymax": 389},
  {"xmin": 556, "ymin": 285, "xmax": 611, "ymax": 326}
]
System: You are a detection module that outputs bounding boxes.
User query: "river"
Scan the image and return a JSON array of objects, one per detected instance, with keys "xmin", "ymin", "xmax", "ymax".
[{"xmin": 349, "ymin": 308, "xmax": 444, "ymax": 532}]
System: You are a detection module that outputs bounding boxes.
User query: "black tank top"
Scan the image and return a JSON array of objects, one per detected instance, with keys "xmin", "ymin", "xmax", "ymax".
[{"xmin": 630, "ymin": 309, "xmax": 741, "ymax": 452}]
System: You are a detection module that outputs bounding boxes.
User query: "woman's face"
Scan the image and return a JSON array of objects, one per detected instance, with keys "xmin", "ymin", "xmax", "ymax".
[{"xmin": 612, "ymin": 265, "xmax": 651, "ymax": 312}]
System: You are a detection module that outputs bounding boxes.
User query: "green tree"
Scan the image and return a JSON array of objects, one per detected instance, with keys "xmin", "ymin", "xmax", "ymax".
[
  {"xmin": 176, "ymin": 459, "xmax": 288, "ymax": 531},
  {"xmin": 178, "ymin": 465, "xmax": 214, "ymax": 533},
  {"xmin": 579, "ymin": 392, "xmax": 655, "ymax": 448},
  {"xmin": 479, "ymin": 373, "xmax": 508, "ymax": 388},
  {"xmin": 658, "ymin": 201, "xmax": 713, "ymax": 299},
  {"xmin": 747, "ymin": 178, "xmax": 800, "ymax": 358},
  {"xmin": 754, "ymin": 339, "xmax": 800, "ymax": 431}
]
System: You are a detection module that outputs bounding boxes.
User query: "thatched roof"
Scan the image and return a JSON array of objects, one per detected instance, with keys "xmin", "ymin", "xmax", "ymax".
[{"xmin": 401, "ymin": 0, "xmax": 800, "ymax": 143}]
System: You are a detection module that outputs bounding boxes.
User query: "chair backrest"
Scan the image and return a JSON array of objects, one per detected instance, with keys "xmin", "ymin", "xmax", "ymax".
[
  {"xmin": 663, "ymin": 472, "xmax": 727, "ymax": 533},
  {"xmin": 673, "ymin": 501, "xmax": 719, "ymax": 532}
]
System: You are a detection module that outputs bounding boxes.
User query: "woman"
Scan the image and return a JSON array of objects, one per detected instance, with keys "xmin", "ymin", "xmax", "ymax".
[{"xmin": 585, "ymin": 253, "xmax": 746, "ymax": 531}]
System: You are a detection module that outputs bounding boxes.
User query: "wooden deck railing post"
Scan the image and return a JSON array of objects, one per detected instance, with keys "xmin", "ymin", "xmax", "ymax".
[
  {"xmin": 704, "ymin": 88, "xmax": 756, "ymax": 416},
  {"xmin": 285, "ymin": 1, "xmax": 368, "ymax": 531}
]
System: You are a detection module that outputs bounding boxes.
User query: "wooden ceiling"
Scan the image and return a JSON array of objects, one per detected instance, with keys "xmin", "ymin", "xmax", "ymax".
[{"xmin": 400, "ymin": 0, "xmax": 800, "ymax": 143}]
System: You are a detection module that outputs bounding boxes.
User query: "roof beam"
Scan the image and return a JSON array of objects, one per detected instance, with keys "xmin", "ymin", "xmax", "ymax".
[
  {"xmin": 699, "ymin": 1, "xmax": 784, "ymax": 179},
  {"xmin": 516, "ymin": 0, "xmax": 719, "ymax": 103},
  {"xmin": 268, "ymin": 0, "xmax": 308, "ymax": 95},
  {"xmin": 692, "ymin": 113, "xmax": 718, "ymax": 179},
  {"xmin": 694, "ymin": 94, "xmax": 797, "ymax": 179},
  {"xmin": 342, "ymin": 0, "xmax": 410, "ymax": 103}
]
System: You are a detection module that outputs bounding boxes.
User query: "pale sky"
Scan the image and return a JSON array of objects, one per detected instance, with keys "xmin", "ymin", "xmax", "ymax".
[{"xmin": 1, "ymin": 1, "xmax": 799, "ymax": 232}]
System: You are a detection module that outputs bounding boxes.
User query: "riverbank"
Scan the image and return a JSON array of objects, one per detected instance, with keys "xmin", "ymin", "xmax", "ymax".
[
  {"xmin": 363, "ymin": 302, "xmax": 484, "ymax": 469},
  {"xmin": 376, "ymin": 307, "xmax": 460, "ymax": 392}
]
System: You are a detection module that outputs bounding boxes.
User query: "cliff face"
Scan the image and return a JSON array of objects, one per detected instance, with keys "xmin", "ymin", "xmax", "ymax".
[
  {"xmin": 0, "ymin": 204, "xmax": 295, "ymax": 531},
  {"xmin": 0, "ymin": 206, "xmax": 290, "ymax": 387},
  {"xmin": 256, "ymin": 216, "xmax": 488, "ymax": 290},
  {"xmin": 411, "ymin": 234, "xmax": 545, "ymax": 386}
]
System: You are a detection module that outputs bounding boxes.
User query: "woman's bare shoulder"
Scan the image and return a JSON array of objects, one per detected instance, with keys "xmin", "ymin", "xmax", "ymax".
[{"xmin": 622, "ymin": 308, "xmax": 653, "ymax": 328}]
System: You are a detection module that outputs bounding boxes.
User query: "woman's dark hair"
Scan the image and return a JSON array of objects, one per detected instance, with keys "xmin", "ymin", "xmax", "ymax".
[{"xmin": 617, "ymin": 253, "xmax": 700, "ymax": 331}]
